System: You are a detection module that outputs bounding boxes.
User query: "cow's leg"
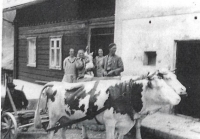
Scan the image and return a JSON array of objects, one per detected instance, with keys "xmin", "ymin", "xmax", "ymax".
[
  {"xmin": 117, "ymin": 135, "xmax": 124, "ymax": 139},
  {"xmin": 48, "ymin": 131, "xmax": 54, "ymax": 139},
  {"xmin": 47, "ymin": 115, "xmax": 60, "ymax": 139},
  {"xmin": 114, "ymin": 131, "xmax": 119, "ymax": 139},
  {"xmin": 135, "ymin": 119, "xmax": 142, "ymax": 139},
  {"xmin": 81, "ymin": 125, "xmax": 89, "ymax": 139},
  {"xmin": 61, "ymin": 128, "xmax": 67, "ymax": 139},
  {"xmin": 105, "ymin": 120, "xmax": 116, "ymax": 139}
]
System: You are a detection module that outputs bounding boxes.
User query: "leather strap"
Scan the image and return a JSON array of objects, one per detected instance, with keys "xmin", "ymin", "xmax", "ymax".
[{"xmin": 94, "ymin": 116, "xmax": 102, "ymax": 125}]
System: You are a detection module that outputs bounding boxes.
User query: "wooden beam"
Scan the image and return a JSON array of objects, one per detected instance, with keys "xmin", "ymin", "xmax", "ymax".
[
  {"xmin": 5, "ymin": 74, "xmax": 18, "ymax": 116},
  {"xmin": 3, "ymin": 0, "xmax": 47, "ymax": 12}
]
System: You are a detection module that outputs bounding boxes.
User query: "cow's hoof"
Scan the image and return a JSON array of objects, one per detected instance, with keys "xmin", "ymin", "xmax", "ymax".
[
  {"xmin": 81, "ymin": 135, "xmax": 89, "ymax": 139},
  {"xmin": 82, "ymin": 137, "xmax": 89, "ymax": 139}
]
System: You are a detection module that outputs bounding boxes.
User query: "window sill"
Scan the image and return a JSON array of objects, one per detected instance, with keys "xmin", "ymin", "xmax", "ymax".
[
  {"xmin": 27, "ymin": 63, "xmax": 36, "ymax": 67},
  {"xmin": 49, "ymin": 66, "xmax": 62, "ymax": 70}
]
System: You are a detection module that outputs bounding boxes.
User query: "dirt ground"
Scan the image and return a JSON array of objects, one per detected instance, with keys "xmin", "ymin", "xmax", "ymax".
[{"xmin": 17, "ymin": 128, "xmax": 158, "ymax": 139}]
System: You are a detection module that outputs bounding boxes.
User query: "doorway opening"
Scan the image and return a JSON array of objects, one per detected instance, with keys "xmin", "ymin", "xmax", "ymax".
[
  {"xmin": 175, "ymin": 41, "xmax": 200, "ymax": 118},
  {"xmin": 90, "ymin": 27, "xmax": 114, "ymax": 58}
]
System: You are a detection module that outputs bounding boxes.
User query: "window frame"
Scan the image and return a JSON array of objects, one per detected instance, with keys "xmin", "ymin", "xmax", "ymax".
[
  {"xmin": 27, "ymin": 37, "xmax": 37, "ymax": 67},
  {"xmin": 143, "ymin": 51, "xmax": 157, "ymax": 66},
  {"xmin": 49, "ymin": 35, "xmax": 62, "ymax": 70}
]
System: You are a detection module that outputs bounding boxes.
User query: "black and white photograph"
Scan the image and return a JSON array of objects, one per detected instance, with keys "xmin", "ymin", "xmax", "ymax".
[{"xmin": 1, "ymin": 0, "xmax": 200, "ymax": 139}]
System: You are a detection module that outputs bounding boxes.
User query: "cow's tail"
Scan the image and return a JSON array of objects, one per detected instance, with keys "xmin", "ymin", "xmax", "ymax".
[{"xmin": 34, "ymin": 82, "xmax": 55, "ymax": 129}]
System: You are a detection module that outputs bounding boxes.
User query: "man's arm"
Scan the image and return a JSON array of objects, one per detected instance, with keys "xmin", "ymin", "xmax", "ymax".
[
  {"xmin": 63, "ymin": 58, "xmax": 66, "ymax": 70},
  {"xmin": 108, "ymin": 57, "xmax": 124, "ymax": 76},
  {"xmin": 102, "ymin": 57, "xmax": 108, "ymax": 76},
  {"xmin": 75, "ymin": 59, "xmax": 84, "ymax": 70}
]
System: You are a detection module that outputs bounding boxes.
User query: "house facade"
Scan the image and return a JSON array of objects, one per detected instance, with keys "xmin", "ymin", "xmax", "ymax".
[
  {"xmin": 13, "ymin": 0, "xmax": 200, "ymax": 117},
  {"xmin": 114, "ymin": 0, "xmax": 200, "ymax": 117},
  {"xmin": 14, "ymin": 0, "xmax": 115, "ymax": 83}
]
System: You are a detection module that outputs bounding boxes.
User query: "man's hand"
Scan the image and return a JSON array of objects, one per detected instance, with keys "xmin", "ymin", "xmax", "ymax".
[
  {"xmin": 85, "ymin": 59, "xmax": 90, "ymax": 64},
  {"xmin": 103, "ymin": 71, "xmax": 108, "ymax": 76},
  {"xmin": 86, "ymin": 68, "xmax": 92, "ymax": 72},
  {"xmin": 107, "ymin": 70, "xmax": 114, "ymax": 76}
]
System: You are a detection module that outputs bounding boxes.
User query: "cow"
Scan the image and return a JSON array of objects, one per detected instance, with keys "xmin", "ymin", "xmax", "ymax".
[
  {"xmin": 34, "ymin": 72, "xmax": 181, "ymax": 139},
  {"xmin": 75, "ymin": 68, "xmax": 187, "ymax": 139}
]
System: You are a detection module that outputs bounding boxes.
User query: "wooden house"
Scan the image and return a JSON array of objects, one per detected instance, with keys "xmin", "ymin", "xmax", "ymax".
[{"xmin": 14, "ymin": 0, "xmax": 115, "ymax": 83}]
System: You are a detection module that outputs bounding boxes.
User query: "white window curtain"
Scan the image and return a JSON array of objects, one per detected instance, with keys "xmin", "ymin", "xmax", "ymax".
[
  {"xmin": 27, "ymin": 37, "xmax": 36, "ymax": 67},
  {"xmin": 49, "ymin": 36, "xmax": 62, "ymax": 70}
]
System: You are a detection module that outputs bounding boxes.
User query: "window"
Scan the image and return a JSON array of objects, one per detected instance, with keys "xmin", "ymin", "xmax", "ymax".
[
  {"xmin": 27, "ymin": 37, "xmax": 36, "ymax": 67},
  {"xmin": 49, "ymin": 36, "xmax": 62, "ymax": 70},
  {"xmin": 143, "ymin": 51, "xmax": 157, "ymax": 66}
]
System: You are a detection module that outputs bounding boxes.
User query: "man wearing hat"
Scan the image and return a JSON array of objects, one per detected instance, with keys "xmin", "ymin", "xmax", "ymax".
[
  {"xmin": 3, "ymin": 83, "xmax": 28, "ymax": 111},
  {"xmin": 102, "ymin": 43, "xmax": 124, "ymax": 77}
]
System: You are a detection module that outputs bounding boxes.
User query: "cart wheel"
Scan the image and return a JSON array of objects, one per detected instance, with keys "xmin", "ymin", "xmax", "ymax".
[{"xmin": 1, "ymin": 112, "xmax": 18, "ymax": 139}]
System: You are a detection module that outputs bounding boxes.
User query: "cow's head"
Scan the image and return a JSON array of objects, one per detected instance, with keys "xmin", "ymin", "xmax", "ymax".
[
  {"xmin": 156, "ymin": 68, "xmax": 187, "ymax": 96},
  {"xmin": 142, "ymin": 72, "xmax": 181, "ymax": 106}
]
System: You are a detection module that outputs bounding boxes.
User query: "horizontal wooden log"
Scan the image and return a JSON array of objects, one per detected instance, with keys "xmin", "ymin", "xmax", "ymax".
[
  {"xmin": 18, "ymin": 71, "xmax": 62, "ymax": 82},
  {"xmin": 18, "ymin": 64, "xmax": 64, "ymax": 75},
  {"xmin": 19, "ymin": 29, "xmax": 87, "ymax": 39},
  {"xmin": 18, "ymin": 16, "xmax": 114, "ymax": 33}
]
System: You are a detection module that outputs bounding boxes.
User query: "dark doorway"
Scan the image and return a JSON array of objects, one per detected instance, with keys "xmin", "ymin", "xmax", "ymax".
[
  {"xmin": 90, "ymin": 27, "xmax": 114, "ymax": 58},
  {"xmin": 175, "ymin": 41, "xmax": 200, "ymax": 118}
]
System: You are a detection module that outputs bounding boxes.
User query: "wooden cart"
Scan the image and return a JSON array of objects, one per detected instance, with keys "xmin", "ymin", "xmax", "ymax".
[{"xmin": 1, "ymin": 74, "xmax": 49, "ymax": 139}]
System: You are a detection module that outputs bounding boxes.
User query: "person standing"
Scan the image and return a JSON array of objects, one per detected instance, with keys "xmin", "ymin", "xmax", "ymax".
[
  {"xmin": 62, "ymin": 48, "xmax": 77, "ymax": 83},
  {"xmin": 95, "ymin": 48, "xmax": 104, "ymax": 77},
  {"xmin": 102, "ymin": 43, "xmax": 124, "ymax": 77},
  {"xmin": 76, "ymin": 49, "xmax": 88, "ymax": 79}
]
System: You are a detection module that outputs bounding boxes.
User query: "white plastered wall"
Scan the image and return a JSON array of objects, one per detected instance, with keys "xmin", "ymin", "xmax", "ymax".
[{"xmin": 114, "ymin": 0, "xmax": 200, "ymax": 75}]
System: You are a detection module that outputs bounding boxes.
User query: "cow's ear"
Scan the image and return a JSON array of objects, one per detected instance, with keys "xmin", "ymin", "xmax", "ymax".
[{"xmin": 147, "ymin": 81, "xmax": 152, "ymax": 89}]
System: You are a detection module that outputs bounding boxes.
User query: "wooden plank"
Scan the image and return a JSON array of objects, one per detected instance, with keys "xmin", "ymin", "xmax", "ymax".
[
  {"xmin": 19, "ymin": 20, "xmax": 86, "ymax": 32},
  {"xmin": 19, "ymin": 29, "xmax": 87, "ymax": 39},
  {"xmin": 37, "ymin": 50, "xmax": 49, "ymax": 55},
  {"xmin": 19, "ymin": 24, "xmax": 86, "ymax": 35},
  {"xmin": 18, "ymin": 65, "xmax": 64, "ymax": 76},
  {"xmin": 18, "ymin": 16, "xmax": 114, "ymax": 32},
  {"xmin": 19, "ymin": 60, "xmax": 49, "ymax": 66},
  {"xmin": 19, "ymin": 40, "xmax": 27, "ymax": 46},
  {"xmin": 18, "ymin": 71, "xmax": 62, "ymax": 81},
  {"xmin": 63, "ymin": 35, "xmax": 87, "ymax": 45},
  {"xmin": 37, "ymin": 54, "xmax": 49, "ymax": 60},
  {"xmin": 18, "ymin": 72, "xmax": 62, "ymax": 82}
]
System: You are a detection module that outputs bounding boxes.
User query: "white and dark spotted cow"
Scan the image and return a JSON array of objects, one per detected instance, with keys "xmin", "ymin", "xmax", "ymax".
[
  {"xmin": 34, "ymin": 73, "xmax": 181, "ymax": 139},
  {"xmin": 81, "ymin": 69, "xmax": 187, "ymax": 139}
]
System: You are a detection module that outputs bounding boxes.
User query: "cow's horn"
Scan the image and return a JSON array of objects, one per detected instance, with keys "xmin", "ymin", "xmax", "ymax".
[
  {"xmin": 141, "ymin": 72, "xmax": 150, "ymax": 79},
  {"xmin": 171, "ymin": 68, "xmax": 177, "ymax": 72},
  {"xmin": 147, "ymin": 70, "xmax": 157, "ymax": 79}
]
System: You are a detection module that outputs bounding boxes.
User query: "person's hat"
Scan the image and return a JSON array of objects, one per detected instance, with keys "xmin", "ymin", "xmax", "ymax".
[
  {"xmin": 7, "ymin": 83, "xmax": 16, "ymax": 88},
  {"xmin": 108, "ymin": 43, "xmax": 116, "ymax": 49}
]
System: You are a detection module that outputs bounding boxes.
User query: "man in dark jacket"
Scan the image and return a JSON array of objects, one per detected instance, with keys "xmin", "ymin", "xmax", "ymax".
[
  {"xmin": 102, "ymin": 43, "xmax": 124, "ymax": 77},
  {"xmin": 3, "ymin": 83, "xmax": 28, "ymax": 112},
  {"xmin": 76, "ymin": 49, "xmax": 89, "ymax": 79}
]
